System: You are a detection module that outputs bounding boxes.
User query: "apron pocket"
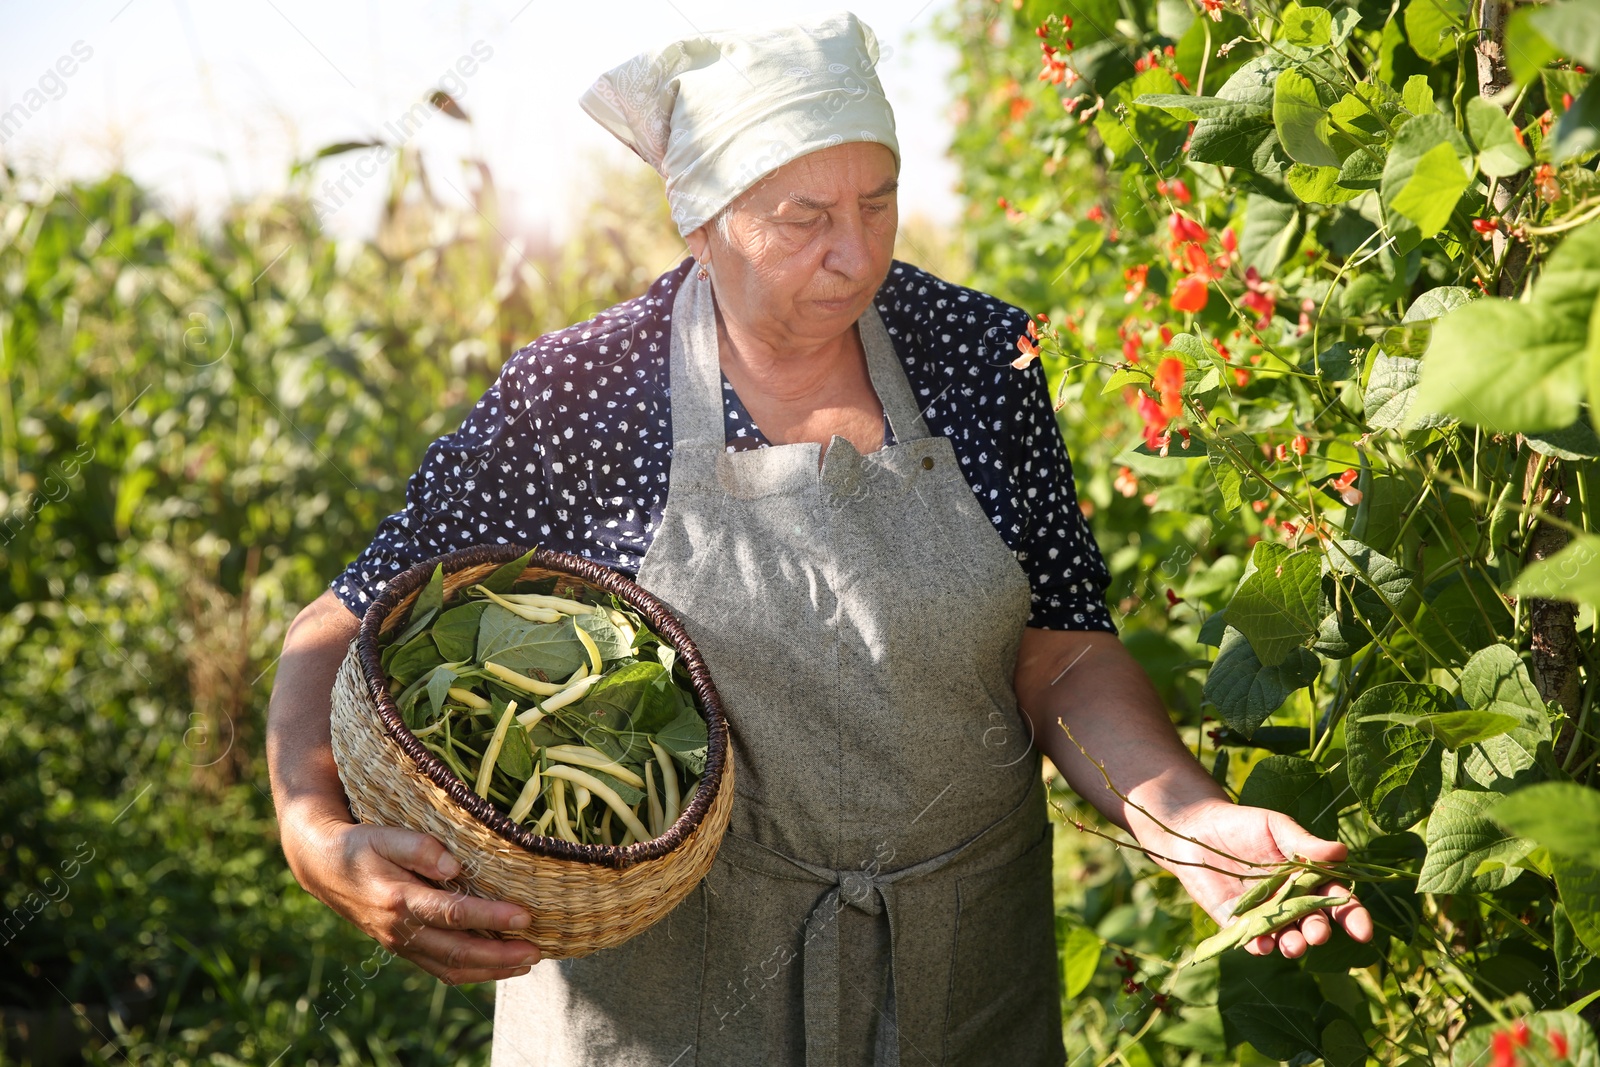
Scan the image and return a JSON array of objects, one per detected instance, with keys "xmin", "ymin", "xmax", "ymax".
[{"xmin": 943, "ymin": 823, "xmax": 1065, "ymax": 1067}]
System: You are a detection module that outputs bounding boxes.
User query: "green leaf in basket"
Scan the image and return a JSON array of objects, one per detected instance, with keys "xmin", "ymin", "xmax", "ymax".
[
  {"xmin": 415, "ymin": 562, "xmax": 445, "ymax": 618},
  {"xmin": 480, "ymin": 546, "xmax": 540, "ymax": 594},
  {"xmin": 478, "ymin": 609, "xmax": 587, "ymax": 678},
  {"xmin": 383, "ymin": 605, "xmax": 438, "ymax": 670},
  {"xmin": 433, "ymin": 600, "xmax": 488, "ymax": 662},
  {"xmin": 585, "ymin": 766, "xmax": 644, "ymax": 806},
  {"xmin": 655, "ymin": 705, "xmax": 708, "ymax": 776},
  {"xmin": 578, "ymin": 660, "xmax": 683, "ymax": 735},
  {"xmin": 497, "ymin": 723, "xmax": 535, "ymax": 781},
  {"xmin": 574, "ymin": 610, "xmax": 632, "ymax": 660},
  {"xmin": 389, "ymin": 630, "xmax": 447, "ymax": 688},
  {"xmin": 527, "ymin": 716, "xmax": 575, "ymax": 749},
  {"xmin": 426, "ymin": 664, "xmax": 458, "ymax": 722}
]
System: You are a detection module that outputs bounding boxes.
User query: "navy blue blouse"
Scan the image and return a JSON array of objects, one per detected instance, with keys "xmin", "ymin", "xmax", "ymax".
[{"xmin": 331, "ymin": 258, "xmax": 1115, "ymax": 633}]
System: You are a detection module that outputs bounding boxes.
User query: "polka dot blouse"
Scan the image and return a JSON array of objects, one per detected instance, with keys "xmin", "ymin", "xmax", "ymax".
[{"xmin": 330, "ymin": 258, "xmax": 1116, "ymax": 633}]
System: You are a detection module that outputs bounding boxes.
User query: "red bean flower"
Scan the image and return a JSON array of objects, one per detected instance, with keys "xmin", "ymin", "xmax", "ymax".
[
  {"xmin": 1154, "ymin": 357, "xmax": 1186, "ymax": 418},
  {"xmin": 1171, "ymin": 275, "xmax": 1209, "ymax": 313},
  {"xmin": 1012, "ymin": 319, "xmax": 1041, "ymax": 369},
  {"xmin": 1492, "ymin": 1029, "xmax": 1519, "ymax": 1067}
]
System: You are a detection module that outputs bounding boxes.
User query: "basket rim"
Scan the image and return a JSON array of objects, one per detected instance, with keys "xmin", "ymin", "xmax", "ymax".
[{"xmin": 354, "ymin": 542, "xmax": 731, "ymax": 871}]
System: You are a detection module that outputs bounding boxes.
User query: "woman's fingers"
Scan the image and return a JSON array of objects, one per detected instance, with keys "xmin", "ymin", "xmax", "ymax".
[
  {"xmin": 286, "ymin": 819, "xmax": 546, "ymax": 979},
  {"xmin": 1326, "ymin": 887, "xmax": 1374, "ymax": 943},
  {"xmin": 400, "ymin": 926, "xmax": 543, "ymax": 982},
  {"xmin": 1298, "ymin": 908, "xmax": 1333, "ymax": 946},
  {"xmin": 1275, "ymin": 927, "xmax": 1309, "ymax": 958},
  {"xmin": 403, "ymin": 881, "xmax": 532, "ymax": 935},
  {"xmin": 363, "ymin": 824, "xmax": 465, "ymax": 882}
]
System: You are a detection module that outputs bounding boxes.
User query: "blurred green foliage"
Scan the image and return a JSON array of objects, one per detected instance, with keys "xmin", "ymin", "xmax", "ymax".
[{"xmin": 0, "ymin": 136, "xmax": 686, "ymax": 1064}]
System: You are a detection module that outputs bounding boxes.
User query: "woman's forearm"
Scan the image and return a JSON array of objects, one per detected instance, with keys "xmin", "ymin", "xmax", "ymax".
[
  {"xmin": 1012, "ymin": 628, "xmax": 1227, "ymax": 838},
  {"xmin": 267, "ymin": 590, "xmax": 364, "ymax": 844}
]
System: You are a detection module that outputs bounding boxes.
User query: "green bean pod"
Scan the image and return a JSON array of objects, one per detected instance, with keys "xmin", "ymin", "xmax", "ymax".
[{"xmin": 1191, "ymin": 893, "xmax": 1349, "ymax": 964}]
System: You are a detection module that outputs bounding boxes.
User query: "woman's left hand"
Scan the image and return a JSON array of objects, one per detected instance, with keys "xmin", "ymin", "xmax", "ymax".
[{"xmin": 1139, "ymin": 797, "xmax": 1375, "ymax": 959}]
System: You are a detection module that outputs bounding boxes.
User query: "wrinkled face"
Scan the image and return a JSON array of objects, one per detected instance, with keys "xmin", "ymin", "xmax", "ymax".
[{"xmin": 686, "ymin": 141, "xmax": 899, "ymax": 349}]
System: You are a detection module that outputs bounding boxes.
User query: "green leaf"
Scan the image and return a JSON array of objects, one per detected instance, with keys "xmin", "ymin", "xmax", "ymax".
[
  {"xmin": 1274, "ymin": 68, "xmax": 1342, "ymax": 167},
  {"xmin": 1412, "ymin": 571, "xmax": 1513, "ymax": 666},
  {"xmin": 1279, "ymin": 2, "xmax": 1333, "ymax": 47},
  {"xmin": 480, "ymin": 546, "xmax": 539, "ymax": 594},
  {"xmin": 1320, "ymin": 1019, "xmax": 1368, "ymax": 1067},
  {"xmin": 1238, "ymin": 755, "xmax": 1339, "ymax": 838},
  {"xmin": 1135, "ymin": 94, "xmax": 1258, "ymax": 124},
  {"xmin": 1528, "ymin": 419, "xmax": 1600, "ymax": 459},
  {"xmin": 579, "ymin": 660, "xmax": 683, "ymax": 735},
  {"xmin": 654, "ymin": 703, "xmax": 709, "ymax": 776},
  {"xmin": 1286, "ymin": 163, "xmax": 1362, "ymax": 204},
  {"xmin": 1319, "ymin": 539, "xmax": 1413, "ymax": 657},
  {"xmin": 584, "ymin": 765, "xmax": 644, "ymax": 806},
  {"xmin": 1364, "ymin": 357, "xmax": 1436, "ymax": 429},
  {"xmin": 1402, "ymin": 75, "xmax": 1435, "ymax": 117},
  {"xmin": 388, "ymin": 604, "xmax": 439, "ymax": 660},
  {"xmin": 1104, "ymin": 69, "xmax": 1190, "ymax": 165},
  {"xmin": 1527, "ymin": 0, "xmax": 1600, "ymax": 71},
  {"xmin": 1554, "ymin": 77, "xmax": 1600, "ymax": 166},
  {"xmin": 387, "ymin": 631, "xmax": 447, "ymax": 689},
  {"xmin": 1491, "ymin": 783, "xmax": 1600, "ymax": 858},
  {"xmin": 497, "ymin": 722, "xmax": 535, "ymax": 781},
  {"xmin": 1418, "ymin": 787, "xmax": 1531, "ymax": 893},
  {"xmin": 1057, "ymin": 921, "xmax": 1101, "ymax": 999},
  {"xmin": 1308, "ymin": 341, "xmax": 1363, "ymax": 381},
  {"xmin": 414, "ymin": 563, "xmax": 445, "ymax": 620},
  {"xmin": 1367, "ymin": 707, "xmax": 1521, "ymax": 749},
  {"xmin": 1381, "ymin": 116, "xmax": 1473, "ymax": 243},
  {"xmin": 1459, "ymin": 644, "xmax": 1542, "ymax": 711},
  {"xmin": 1512, "ymin": 534, "xmax": 1600, "ymax": 607},
  {"xmin": 574, "ymin": 610, "xmax": 632, "ymax": 661},
  {"xmin": 1204, "ymin": 629, "xmax": 1320, "ymax": 737},
  {"xmin": 1507, "ymin": 8, "xmax": 1562, "ymax": 85},
  {"xmin": 432, "ymin": 600, "xmax": 488, "ymax": 662},
  {"xmin": 1554, "ymin": 855, "xmax": 1600, "ymax": 956},
  {"xmin": 1185, "ymin": 56, "xmax": 1286, "ymax": 168},
  {"xmin": 1465, "ymin": 96, "xmax": 1533, "ymax": 177},
  {"xmin": 1224, "ymin": 542, "xmax": 1324, "ymax": 667},
  {"xmin": 1218, "ymin": 953, "xmax": 1322, "ymax": 1060},
  {"xmin": 1208, "ymin": 449, "xmax": 1243, "ymax": 512},
  {"xmin": 425, "ymin": 664, "xmax": 458, "ymax": 722},
  {"xmin": 1346, "ymin": 682, "xmax": 1447, "ymax": 832},
  {"xmin": 1239, "ymin": 194, "xmax": 1300, "ymax": 276},
  {"xmin": 1404, "ymin": 0, "xmax": 1468, "ymax": 63},
  {"xmin": 1335, "ymin": 145, "xmax": 1385, "ymax": 189},
  {"xmin": 478, "ymin": 609, "xmax": 587, "ymax": 678},
  {"xmin": 1413, "ymin": 299, "xmax": 1585, "ymax": 433}
]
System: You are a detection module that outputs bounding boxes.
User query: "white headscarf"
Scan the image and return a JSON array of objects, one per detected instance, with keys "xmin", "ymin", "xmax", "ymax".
[{"xmin": 579, "ymin": 11, "xmax": 901, "ymax": 237}]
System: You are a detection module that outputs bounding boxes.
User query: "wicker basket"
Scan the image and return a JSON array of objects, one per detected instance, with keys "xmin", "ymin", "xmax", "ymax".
[{"xmin": 328, "ymin": 543, "xmax": 735, "ymax": 960}]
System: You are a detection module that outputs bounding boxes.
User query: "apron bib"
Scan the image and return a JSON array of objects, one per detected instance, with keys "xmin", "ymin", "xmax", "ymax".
[{"xmin": 492, "ymin": 272, "xmax": 1065, "ymax": 1067}]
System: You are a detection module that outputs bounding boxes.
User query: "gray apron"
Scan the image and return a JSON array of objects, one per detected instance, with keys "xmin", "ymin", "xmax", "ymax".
[{"xmin": 491, "ymin": 272, "xmax": 1065, "ymax": 1067}]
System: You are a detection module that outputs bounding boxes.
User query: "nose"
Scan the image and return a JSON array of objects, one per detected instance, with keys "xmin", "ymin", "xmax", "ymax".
[{"xmin": 823, "ymin": 208, "xmax": 874, "ymax": 279}]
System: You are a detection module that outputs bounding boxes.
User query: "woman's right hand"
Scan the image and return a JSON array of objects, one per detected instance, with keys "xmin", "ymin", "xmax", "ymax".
[
  {"xmin": 267, "ymin": 590, "xmax": 541, "ymax": 986},
  {"xmin": 283, "ymin": 809, "xmax": 543, "ymax": 985}
]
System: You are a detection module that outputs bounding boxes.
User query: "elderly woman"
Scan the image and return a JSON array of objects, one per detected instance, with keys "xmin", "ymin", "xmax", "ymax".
[{"xmin": 267, "ymin": 12, "xmax": 1370, "ymax": 1067}]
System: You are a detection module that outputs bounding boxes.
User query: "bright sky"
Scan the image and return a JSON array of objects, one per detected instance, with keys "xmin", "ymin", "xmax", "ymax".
[{"xmin": 0, "ymin": 1, "xmax": 964, "ymax": 246}]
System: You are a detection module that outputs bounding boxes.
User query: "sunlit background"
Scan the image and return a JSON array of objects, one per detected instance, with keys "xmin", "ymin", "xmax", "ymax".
[{"xmin": 0, "ymin": 1, "xmax": 963, "ymax": 248}]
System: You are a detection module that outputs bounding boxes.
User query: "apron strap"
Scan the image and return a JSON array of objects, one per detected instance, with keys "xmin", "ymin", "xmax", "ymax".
[
  {"xmin": 858, "ymin": 304, "xmax": 933, "ymax": 444},
  {"xmin": 666, "ymin": 271, "xmax": 936, "ymax": 455}
]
